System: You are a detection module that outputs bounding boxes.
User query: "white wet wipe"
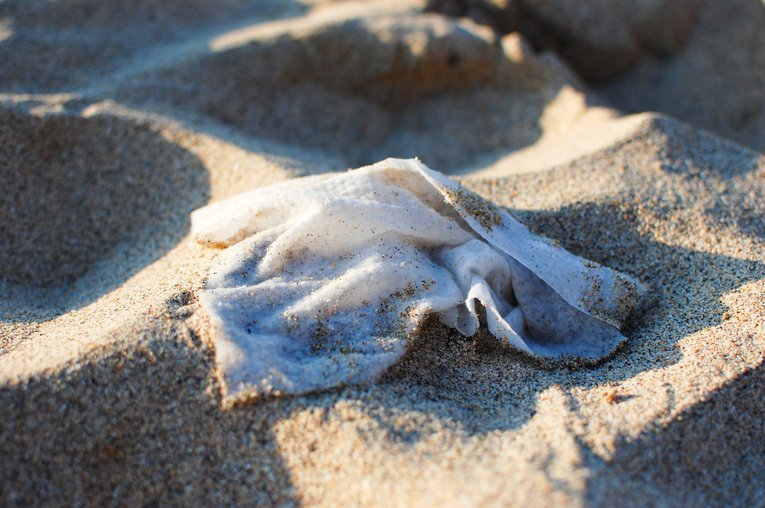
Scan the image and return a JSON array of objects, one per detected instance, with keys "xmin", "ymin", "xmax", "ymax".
[{"xmin": 192, "ymin": 158, "xmax": 646, "ymax": 398}]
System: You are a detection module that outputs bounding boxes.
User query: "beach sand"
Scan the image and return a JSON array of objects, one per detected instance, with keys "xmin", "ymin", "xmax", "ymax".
[{"xmin": 1, "ymin": 0, "xmax": 764, "ymax": 506}]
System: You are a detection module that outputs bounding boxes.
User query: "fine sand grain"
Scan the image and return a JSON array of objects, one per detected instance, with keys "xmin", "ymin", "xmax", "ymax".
[{"xmin": 1, "ymin": 1, "xmax": 764, "ymax": 506}]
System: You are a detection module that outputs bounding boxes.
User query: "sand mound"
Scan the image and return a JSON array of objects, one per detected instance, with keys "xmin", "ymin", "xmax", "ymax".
[
  {"xmin": 426, "ymin": 0, "xmax": 695, "ymax": 81},
  {"xmin": 599, "ymin": 0, "xmax": 765, "ymax": 153},
  {"xmin": 0, "ymin": 102, "xmax": 209, "ymax": 286},
  {"xmin": 116, "ymin": 3, "xmax": 605, "ymax": 171},
  {"xmin": 429, "ymin": 0, "xmax": 765, "ymax": 155},
  {"xmin": 1, "ymin": 0, "xmax": 764, "ymax": 505},
  {"xmin": 2, "ymin": 114, "xmax": 763, "ymax": 505}
]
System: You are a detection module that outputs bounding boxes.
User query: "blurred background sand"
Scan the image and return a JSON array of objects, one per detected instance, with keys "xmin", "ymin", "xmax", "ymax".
[{"xmin": 1, "ymin": 0, "xmax": 763, "ymax": 505}]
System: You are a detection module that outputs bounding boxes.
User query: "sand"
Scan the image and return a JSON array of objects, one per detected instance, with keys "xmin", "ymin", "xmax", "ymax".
[
  {"xmin": 598, "ymin": 0, "xmax": 765, "ymax": 153},
  {"xmin": 1, "ymin": 0, "xmax": 764, "ymax": 506}
]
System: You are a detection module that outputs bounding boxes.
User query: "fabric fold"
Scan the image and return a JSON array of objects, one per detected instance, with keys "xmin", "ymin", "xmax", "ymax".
[{"xmin": 192, "ymin": 158, "xmax": 646, "ymax": 398}]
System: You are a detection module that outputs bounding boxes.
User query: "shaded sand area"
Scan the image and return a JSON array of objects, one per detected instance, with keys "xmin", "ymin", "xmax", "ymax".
[{"xmin": 1, "ymin": 0, "xmax": 764, "ymax": 505}]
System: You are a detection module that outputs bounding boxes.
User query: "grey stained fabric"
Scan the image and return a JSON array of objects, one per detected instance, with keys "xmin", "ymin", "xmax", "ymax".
[{"xmin": 191, "ymin": 158, "xmax": 646, "ymax": 398}]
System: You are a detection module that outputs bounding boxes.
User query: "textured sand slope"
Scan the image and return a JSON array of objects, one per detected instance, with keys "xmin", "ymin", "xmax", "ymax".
[
  {"xmin": 428, "ymin": 0, "xmax": 765, "ymax": 154},
  {"xmin": 2, "ymin": 113, "xmax": 763, "ymax": 506},
  {"xmin": 600, "ymin": 0, "xmax": 765, "ymax": 153},
  {"xmin": 1, "ymin": 0, "xmax": 764, "ymax": 506},
  {"xmin": 0, "ymin": 94, "xmax": 339, "ymax": 367},
  {"xmin": 112, "ymin": 1, "xmax": 624, "ymax": 172},
  {"xmin": 0, "ymin": 103, "xmax": 210, "ymax": 286},
  {"xmin": 0, "ymin": 0, "xmax": 307, "ymax": 91}
]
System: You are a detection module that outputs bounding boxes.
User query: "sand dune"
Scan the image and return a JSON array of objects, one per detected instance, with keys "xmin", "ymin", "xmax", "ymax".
[{"xmin": 1, "ymin": 0, "xmax": 764, "ymax": 506}]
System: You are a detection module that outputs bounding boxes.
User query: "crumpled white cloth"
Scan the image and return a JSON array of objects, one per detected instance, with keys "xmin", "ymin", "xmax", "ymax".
[{"xmin": 192, "ymin": 158, "xmax": 645, "ymax": 398}]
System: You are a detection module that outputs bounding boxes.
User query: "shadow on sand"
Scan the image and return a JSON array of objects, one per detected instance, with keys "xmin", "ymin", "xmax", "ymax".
[
  {"xmin": 277, "ymin": 198, "xmax": 763, "ymax": 505},
  {"xmin": 586, "ymin": 361, "xmax": 765, "ymax": 507},
  {"xmin": 0, "ymin": 319, "xmax": 299, "ymax": 506},
  {"xmin": 309, "ymin": 198, "xmax": 764, "ymax": 434},
  {"xmin": 0, "ymin": 103, "xmax": 210, "ymax": 321}
]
